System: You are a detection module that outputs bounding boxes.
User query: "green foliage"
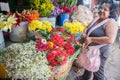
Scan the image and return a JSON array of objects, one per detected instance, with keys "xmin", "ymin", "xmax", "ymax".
[{"xmin": 59, "ymin": 0, "xmax": 77, "ymax": 8}]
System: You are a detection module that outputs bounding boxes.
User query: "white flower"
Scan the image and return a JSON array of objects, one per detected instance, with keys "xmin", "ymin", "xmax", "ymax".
[{"xmin": 0, "ymin": 41, "xmax": 52, "ymax": 79}]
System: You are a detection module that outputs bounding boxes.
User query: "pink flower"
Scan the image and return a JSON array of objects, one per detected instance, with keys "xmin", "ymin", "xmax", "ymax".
[{"xmin": 36, "ymin": 38, "xmax": 48, "ymax": 52}]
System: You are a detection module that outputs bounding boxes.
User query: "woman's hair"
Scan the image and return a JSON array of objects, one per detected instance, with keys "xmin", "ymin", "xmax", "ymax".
[{"xmin": 101, "ymin": 0, "xmax": 119, "ymax": 20}]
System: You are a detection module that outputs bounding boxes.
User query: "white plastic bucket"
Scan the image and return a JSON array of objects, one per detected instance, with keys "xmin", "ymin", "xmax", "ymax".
[
  {"xmin": 0, "ymin": 30, "xmax": 5, "ymax": 50},
  {"xmin": 10, "ymin": 21, "xmax": 28, "ymax": 42}
]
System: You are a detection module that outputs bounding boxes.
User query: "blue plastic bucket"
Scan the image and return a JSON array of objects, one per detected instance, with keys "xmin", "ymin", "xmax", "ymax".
[{"xmin": 58, "ymin": 14, "xmax": 69, "ymax": 26}]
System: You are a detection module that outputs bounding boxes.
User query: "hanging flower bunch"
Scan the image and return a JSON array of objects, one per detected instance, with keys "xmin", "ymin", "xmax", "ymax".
[
  {"xmin": 35, "ymin": 27, "xmax": 75, "ymax": 66},
  {"xmin": 30, "ymin": 0, "xmax": 54, "ymax": 17},
  {"xmin": 64, "ymin": 21, "xmax": 88, "ymax": 34},
  {"xmin": 0, "ymin": 13, "xmax": 16, "ymax": 31}
]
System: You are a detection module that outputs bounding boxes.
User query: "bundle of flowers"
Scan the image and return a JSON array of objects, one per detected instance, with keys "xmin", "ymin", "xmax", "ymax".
[
  {"xmin": 28, "ymin": 20, "xmax": 52, "ymax": 39},
  {"xmin": 0, "ymin": 41, "xmax": 52, "ymax": 79},
  {"xmin": 71, "ymin": 5, "xmax": 93, "ymax": 24},
  {"xmin": 64, "ymin": 21, "xmax": 88, "ymax": 35},
  {"xmin": 21, "ymin": 9, "xmax": 40, "ymax": 22},
  {"xmin": 50, "ymin": 6, "xmax": 61, "ymax": 17},
  {"xmin": 30, "ymin": 0, "xmax": 54, "ymax": 17},
  {"xmin": 52, "ymin": 0, "xmax": 77, "ymax": 14},
  {"xmin": 35, "ymin": 27, "xmax": 75, "ymax": 66},
  {"xmin": 13, "ymin": 9, "xmax": 40, "ymax": 26},
  {"xmin": 0, "ymin": 13, "xmax": 16, "ymax": 31}
]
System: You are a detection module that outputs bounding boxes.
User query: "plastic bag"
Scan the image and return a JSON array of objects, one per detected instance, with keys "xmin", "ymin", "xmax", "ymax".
[{"xmin": 75, "ymin": 44, "xmax": 102, "ymax": 72}]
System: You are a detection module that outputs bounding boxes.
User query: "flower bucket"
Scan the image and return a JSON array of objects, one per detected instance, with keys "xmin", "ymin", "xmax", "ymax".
[
  {"xmin": 40, "ymin": 17, "xmax": 56, "ymax": 28},
  {"xmin": 0, "ymin": 65, "xmax": 8, "ymax": 78},
  {"xmin": 48, "ymin": 17, "xmax": 56, "ymax": 28},
  {"xmin": 40, "ymin": 17, "xmax": 48, "ymax": 21},
  {"xmin": 10, "ymin": 21, "xmax": 28, "ymax": 42},
  {"xmin": 58, "ymin": 14, "xmax": 70, "ymax": 26},
  {"xmin": 0, "ymin": 30, "xmax": 5, "ymax": 50}
]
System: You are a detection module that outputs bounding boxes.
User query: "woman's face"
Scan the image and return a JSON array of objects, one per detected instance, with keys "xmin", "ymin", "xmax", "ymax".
[{"xmin": 99, "ymin": 3, "xmax": 110, "ymax": 19}]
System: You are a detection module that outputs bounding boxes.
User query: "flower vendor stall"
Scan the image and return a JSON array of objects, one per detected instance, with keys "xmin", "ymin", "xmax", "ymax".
[{"xmin": 0, "ymin": 18, "xmax": 87, "ymax": 80}]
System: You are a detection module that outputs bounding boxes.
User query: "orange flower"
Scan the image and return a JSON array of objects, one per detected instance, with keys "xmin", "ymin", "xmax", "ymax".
[
  {"xmin": 31, "ymin": 10, "xmax": 40, "ymax": 20},
  {"xmin": 46, "ymin": 42, "xmax": 54, "ymax": 50}
]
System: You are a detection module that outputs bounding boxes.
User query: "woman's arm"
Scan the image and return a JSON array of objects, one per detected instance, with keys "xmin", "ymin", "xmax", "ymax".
[{"xmin": 85, "ymin": 19, "xmax": 118, "ymax": 45}]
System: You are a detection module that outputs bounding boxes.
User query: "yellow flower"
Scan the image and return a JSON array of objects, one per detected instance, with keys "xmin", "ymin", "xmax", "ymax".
[
  {"xmin": 28, "ymin": 20, "xmax": 42, "ymax": 31},
  {"xmin": 64, "ymin": 21, "xmax": 87, "ymax": 34},
  {"xmin": 41, "ymin": 21, "xmax": 52, "ymax": 32},
  {"xmin": 7, "ymin": 14, "xmax": 17, "ymax": 24},
  {"xmin": 31, "ymin": 0, "xmax": 54, "ymax": 17},
  {"xmin": 0, "ymin": 21, "xmax": 5, "ymax": 29},
  {"xmin": 47, "ymin": 42, "xmax": 54, "ymax": 49},
  {"xmin": 4, "ymin": 21, "xmax": 12, "ymax": 31},
  {"xmin": 0, "ymin": 14, "xmax": 16, "ymax": 31}
]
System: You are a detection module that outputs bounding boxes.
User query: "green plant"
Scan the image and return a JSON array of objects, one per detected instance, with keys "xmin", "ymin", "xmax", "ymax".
[
  {"xmin": 59, "ymin": 0, "xmax": 77, "ymax": 8},
  {"xmin": 30, "ymin": 0, "xmax": 54, "ymax": 17}
]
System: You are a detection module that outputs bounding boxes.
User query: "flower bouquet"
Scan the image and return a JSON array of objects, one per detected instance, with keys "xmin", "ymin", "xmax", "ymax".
[
  {"xmin": 63, "ymin": 21, "xmax": 88, "ymax": 50},
  {"xmin": 13, "ymin": 9, "xmax": 40, "ymax": 26},
  {"xmin": 52, "ymin": 0, "xmax": 77, "ymax": 26},
  {"xmin": 52, "ymin": 0, "xmax": 77, "ymax": 14},
  {"xmin": 30, "ymin": 0, "xmax": 58, "ymax": 27},
  {"xmin": 30, "ymin": 0, "xmax": 54, "ymax": 17},
  {"xmin": 0, "ymin": 13, "xmax": 16, "ymax": 31},
  {"xmin": 64, "ymin": 21, "xmax": 87, "ymax": 35},
  {"xmin": 28, "ymin": 20, "xmax": 52, "ymax": 39},
  {"xmin": 10, "ymin": 10, "xmax": 40, "ymax": 42},
  {"xmin": 0, "ymin": 13, "xmax": 16, "ymax": 50},
  {"xmin": 71, "ymin": 5, "xmax": 93, "ymax": 24}
]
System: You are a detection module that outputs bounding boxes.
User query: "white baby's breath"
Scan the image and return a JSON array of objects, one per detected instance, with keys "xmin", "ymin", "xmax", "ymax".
[
  {"xmin": 0, "ymin": 41, "xmax": 51, "ymax": 80},
  {"xmin": 71, "ymin": 5, "xmax": 93, "ymax": 24}
]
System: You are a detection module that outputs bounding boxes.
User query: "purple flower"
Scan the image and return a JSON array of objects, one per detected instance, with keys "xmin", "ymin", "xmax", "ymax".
[{"xmin": 50, "ymin": 6, "xmax": 61, "ymax": 17}]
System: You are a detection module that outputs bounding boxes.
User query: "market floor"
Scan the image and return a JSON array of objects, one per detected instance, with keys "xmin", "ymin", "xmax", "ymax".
[
  {"xmin": 105, "ymin": 39, "xmax": 120, "ymax": 80},
  {"xmin": 66, "ymin": 39, "xmax": 120, "ymax": 80}
]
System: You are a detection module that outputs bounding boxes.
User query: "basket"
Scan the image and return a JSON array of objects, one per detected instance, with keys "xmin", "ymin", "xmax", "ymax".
[
  {"xmin": 0, "ymin": 65, "xmax": 8, "ymax": 78},
  {"xmin": 49, "ymin": 61, "xmax": 72, "ymax": 80}
]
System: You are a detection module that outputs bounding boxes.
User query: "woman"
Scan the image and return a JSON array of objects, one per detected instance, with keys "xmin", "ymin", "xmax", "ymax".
[{"xmin": 75, "ymin": 0, "xmax": 118, "ymax": 80}]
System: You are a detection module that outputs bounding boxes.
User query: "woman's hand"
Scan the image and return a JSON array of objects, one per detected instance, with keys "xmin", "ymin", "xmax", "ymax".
[{"xmin": 84, "ymin": 37, "xmax": 93, "ymax": 45}]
